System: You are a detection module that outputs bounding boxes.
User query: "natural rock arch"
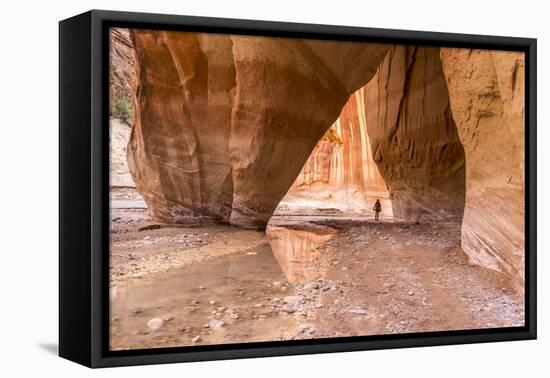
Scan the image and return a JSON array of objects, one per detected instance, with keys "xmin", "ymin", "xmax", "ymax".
[{"xmin": 128, "ymin": 31, "xmax": 464, "ymax": 229}]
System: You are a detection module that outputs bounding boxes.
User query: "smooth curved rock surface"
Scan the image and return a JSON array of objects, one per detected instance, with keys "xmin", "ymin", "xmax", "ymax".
[
  {"xmin": 128, "ymin": 30, "xmax": 390, "ymax": 228},
  {"xmin": 440, "ymin": 48, "xmax": 525, "ymax": 291},
  {"xmin": 362, "ymin": 46, "xmax": 466, "ymax": 223}
]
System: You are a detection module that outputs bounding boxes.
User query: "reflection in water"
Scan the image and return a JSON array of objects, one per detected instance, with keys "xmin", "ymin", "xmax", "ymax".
[
  {"xmin": 110, "ymin": 225, "xmax": 336, "ymax": 350},
  {"xmin": 267, "ymin": 226, "xmax": 335, "ymax": 283},
  {"xmin": 110, "ymin": 242, "xmax": 297, "ymax": 350}
]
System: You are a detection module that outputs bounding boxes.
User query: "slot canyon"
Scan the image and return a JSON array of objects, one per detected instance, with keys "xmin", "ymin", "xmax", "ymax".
[{"xmin": 109, "ymin": 28, "xmax": 525, "ymax": 350}]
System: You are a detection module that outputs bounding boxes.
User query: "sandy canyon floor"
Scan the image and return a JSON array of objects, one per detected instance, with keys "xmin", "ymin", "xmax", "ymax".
[{"xmin": 109, "ymin": 189, "xmax": 524, "ymax": 351}]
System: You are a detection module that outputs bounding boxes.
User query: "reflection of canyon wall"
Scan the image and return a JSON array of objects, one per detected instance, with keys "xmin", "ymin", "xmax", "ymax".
[
  {"xmin": 128, "ymin": 30, "xmax": 390, "ymax": 229},
  {"xmin": 440, "ymin": 49, "xmax": 525, "ymax": 291},
  {"xmin": 268, "ymin": 227, "xmax": 334, "ymax": 283},
  {"xmin": 280, "ymin": 89, "xmax": 392, "ymax": 217}
]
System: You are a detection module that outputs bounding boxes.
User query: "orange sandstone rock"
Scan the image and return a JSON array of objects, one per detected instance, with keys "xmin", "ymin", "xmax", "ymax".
[
  {"xmin": 280, "ymin": 89, "xmax": 392, "ymax": 217},
  {"xmin": 109, "ymin": 28, "xmax": 136, "ymax": 119},
  {"xmin": 363, "ymin": 46, "xmax": 466, "ymax": 223},
  {"xmin": 128, "ymin": 30, "xmax": 390, "ymax": 228},
  {"xmin": 440, "ymin": 48, "xmax": 525, "ymax": 291}
]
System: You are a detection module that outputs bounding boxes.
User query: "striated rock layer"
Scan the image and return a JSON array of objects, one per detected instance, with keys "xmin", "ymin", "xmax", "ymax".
[
  {"xmin": 110, "ymin": 118, "xmax": 135, "ymax": 187},
  {"xmin": 128, "ymin": 30, "xmax": 390, "ymax": 228},
  {"xmin": 109, "ymin": 28, "xmax": 137, "ymax": 188},
  {"xmin": 279, "ymin": 88, "xmax": 393, "ymax": 218},
  {"xmin": 109, "ymin": 28, "xmax": 136, "ymax": 119},
  {"xmin": 440, "ymin": 49, "xmax": 525, "ymax": 291},
  {"xmin": 281, "ymin": 44, "xmax": 469, "ymax": 224},
  {"xmin": 363, "ymin": 46, "xmax": 466, "ymax": 223}
]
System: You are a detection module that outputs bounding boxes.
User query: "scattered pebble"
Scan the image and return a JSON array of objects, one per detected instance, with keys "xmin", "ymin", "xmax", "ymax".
[
  {"xmin": 209, "ymin": 319, "xmax": 224, "ymax": 329},
  {"xmin": 298, "ymin": 324, "xmax": 316, "ymax": 334},
  {"xmin": 147, "ymin": 318, "xmax": 164, "ymax": 331},
  {"xmin": 348, "ymin": 308, "xmax": 368, "ymax": 316},
  {"xmin": 284, "ymin": 296, "xmax": 304, "ymax": 305},
  {"xmin": 282, "ymin": 304, "xmax": 296, "ymax": 313},
  {"xmin": 304, "ymin": 282, "xmax": 319, "ymax": 290}
]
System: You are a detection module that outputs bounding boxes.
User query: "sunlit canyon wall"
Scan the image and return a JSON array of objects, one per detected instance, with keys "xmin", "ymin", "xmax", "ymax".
[
  {"xmin": 278, "ymin": 87, "xmax": 393, "ymax": 218},
  {"xmin": 282, "ymin": 46, "xmax": 466, "ymax": 224}
]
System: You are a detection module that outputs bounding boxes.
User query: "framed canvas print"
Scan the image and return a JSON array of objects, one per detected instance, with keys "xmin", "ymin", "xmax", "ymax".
[{"xmin": 59, "ymin": 10, "xmax": 537, "ymax": 368}]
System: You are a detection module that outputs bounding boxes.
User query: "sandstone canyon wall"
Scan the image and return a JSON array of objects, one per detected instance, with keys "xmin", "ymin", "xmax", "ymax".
[
  {"xmin": 109, "ymin": 28, "xmax": 137, "ymax": 188},
  {"xmin": 109, "ymin": 28, "xmax": 136, "ymax": 120},
  {"xmin": 440, "ymin": 48, "xmax": 525, "ymax": 290},
  {"xmin": 110, "ymin": 118, "xmax": 135, "ymax": 188},
  {"xmin": 128, "ymin": 30, "xmax": 390, "ymax": 228},
  {"xmin": 281, "ymin": 46, "xmax": 467, "ymax": 223},
  {"xmin": 362, "ymin": 46, "xmax": 466, "ymax": 223},
  {"xmin": 279, "ymin": 88, "xmax": 393, "ymax": 218}
]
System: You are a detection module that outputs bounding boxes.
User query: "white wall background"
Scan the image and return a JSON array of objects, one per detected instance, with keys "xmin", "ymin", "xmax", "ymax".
[{"xmin": 0, "ymin": 0, "xmax": 546, "ymax": 376}]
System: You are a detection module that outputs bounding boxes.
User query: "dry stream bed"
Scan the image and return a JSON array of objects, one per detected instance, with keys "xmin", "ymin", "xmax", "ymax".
[{"xmin": 110, "ymin": 205, "xmax": 524, "ymax": 350}]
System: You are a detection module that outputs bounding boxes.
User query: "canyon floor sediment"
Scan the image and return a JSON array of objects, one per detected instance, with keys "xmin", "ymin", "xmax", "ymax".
[{"xmin": 109, "ymin": 188, "xmax": 524, "ymax": 350}]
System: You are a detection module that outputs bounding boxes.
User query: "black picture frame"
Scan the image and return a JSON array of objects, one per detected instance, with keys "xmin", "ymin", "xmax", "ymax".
[{"xmin": 59, "ymin": 9, "xmax": 537, "ymax": 368}]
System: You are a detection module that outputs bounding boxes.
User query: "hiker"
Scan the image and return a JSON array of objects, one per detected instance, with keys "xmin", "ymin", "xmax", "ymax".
[{"xmin": 373, "ymin": 199, "xmax": 382, "ymax": 221}]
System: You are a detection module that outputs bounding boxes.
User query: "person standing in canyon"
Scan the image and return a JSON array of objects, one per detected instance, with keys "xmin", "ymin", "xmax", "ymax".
[{"xmin": 373, "ymin": 199, "xmax": 382, "ymax": 221}]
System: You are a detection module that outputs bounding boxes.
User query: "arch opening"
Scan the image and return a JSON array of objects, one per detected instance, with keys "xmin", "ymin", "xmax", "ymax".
[{"xmin": 273, "ymin": 86, "xmax": 394, "ymax": 221}]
